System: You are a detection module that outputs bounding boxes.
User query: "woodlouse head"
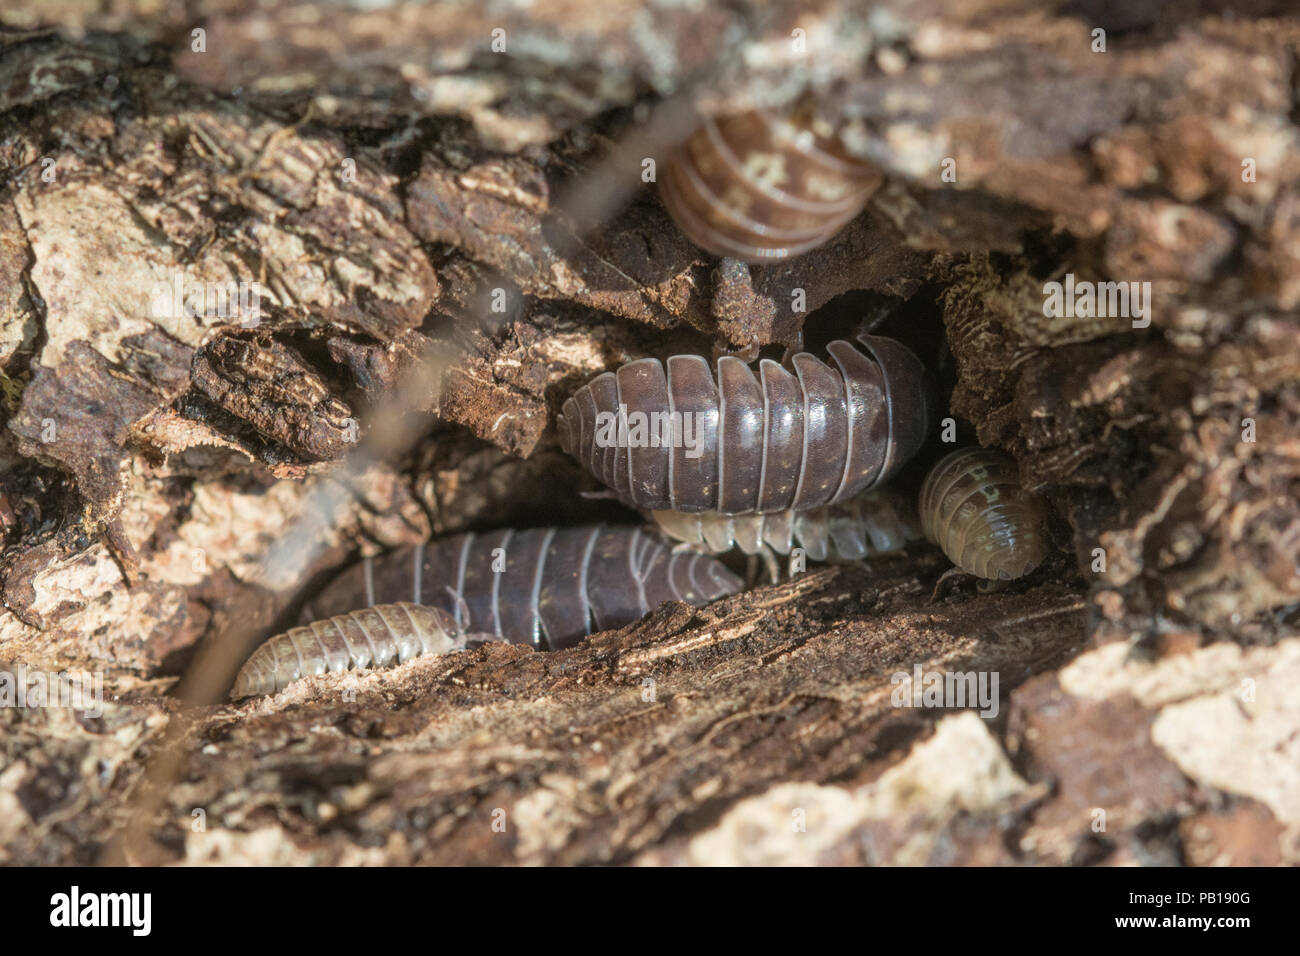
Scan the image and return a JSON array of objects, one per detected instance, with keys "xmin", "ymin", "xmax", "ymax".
[
  {"xmin": 659, "ymin": 107, "xmax": 883, "ymax": 263},
  {"xmin": 230, "ymin": 654, "xmax": 270, "ymax": 700}
]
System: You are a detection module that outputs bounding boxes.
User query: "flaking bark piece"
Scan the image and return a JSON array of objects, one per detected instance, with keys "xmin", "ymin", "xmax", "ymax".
[
  {"xmin": 189, "ymin": 331, "xmax": 358, "ymax": 462},
  {"xmin": 9, "ymin": 341, "xmax": 164, "ymax": 521}
]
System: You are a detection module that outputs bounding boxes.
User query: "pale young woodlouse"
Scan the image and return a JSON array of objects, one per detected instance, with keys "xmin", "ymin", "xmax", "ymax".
[
  {"xmin": 919, "ymin": 447, "xmax": 1051, "ymax": 582},
  {"xmin": 231, "ymin": 524, "xmax": 742, "ymax": 698},
  {"xmin": 556, "ymin": 333, "xmax": 932, "ymax": 516},
  {"xmin": 659, "ymin": 107, "xmax": 883, "ymax": 262},
  {"xmin": 231, "ymin": 603, "xmax": 463, "ymax": 699}
]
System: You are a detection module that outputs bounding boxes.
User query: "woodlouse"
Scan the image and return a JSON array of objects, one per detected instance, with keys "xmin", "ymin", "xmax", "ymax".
[
  {"xmin": 557, "ymin": 333, "xmax": 931, "ymax": 515},
  {"xmin": 919, "ymin": 447, "xmax": 1050, "ymax": 581},
  {"xmin": 231, "ymin": 603, "xmax": 463, "ymax": 699},
  {"xmin": 232, "ymin": 524, "xmax": 742, "ymax": 698},
  {"xmin": 651, "ymin": 487, "xmax": 922, "ymax": 563},
  {"xmin": 659, "ymin": 107, "xmax": 883, "ymax": 262}
]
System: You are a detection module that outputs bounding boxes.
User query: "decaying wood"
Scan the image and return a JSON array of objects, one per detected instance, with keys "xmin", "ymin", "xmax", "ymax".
[{"xmin": 1, "ymin": 2, "xmax": 1298, "ymax": 865}]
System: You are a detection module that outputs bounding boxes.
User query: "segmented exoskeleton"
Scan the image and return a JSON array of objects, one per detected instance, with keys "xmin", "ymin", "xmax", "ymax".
[
  {"xmin": 919, "ymin": 447, "xmax": 1050, "ymax": 581},
  {"xmin": 660, "ymin": 107, "xmax": 883, "ymax": 262},
  {"xmin": 557, "ymin": 333, "xmax": 931, "ymax": 516},
  {"xmin": 651, "ymin": 487, "xmax": 923, "ymax": 563},
  {"xmin": 231, "ymin": 603, "xmax": 463, "ymax": 699},
  {"xmin": 232, "ymin": 524, "xmax": 742, "ymax": 698}
]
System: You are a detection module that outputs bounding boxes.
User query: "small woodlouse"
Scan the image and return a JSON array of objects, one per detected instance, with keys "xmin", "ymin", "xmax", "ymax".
[
  {"xmin": 659, "ymin": 108, "xmax": 882, "ymax": 262},
  {"xmin": 919, "ymin": 447, "xmax": 1050, "ymax": 581},
  {"xmin": 231, "ymin": 603, "xmax": 462, "ymax": 699},
  {"xmin": 557, "ymin": 333, "xmax": 931, "ymax": 515},
  {"xmin": 232, "ymin": 524, "xmax": 742, "ymax": 698},
  {"xmin": 651, "ymin": 487, "xmax": 922, "ymax": 563}
]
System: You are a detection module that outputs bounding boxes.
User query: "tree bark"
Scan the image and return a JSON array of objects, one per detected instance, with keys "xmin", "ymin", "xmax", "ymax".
[{"xmin": 0, "ymin": 1, "xmax": 1297, "ymax": 865}]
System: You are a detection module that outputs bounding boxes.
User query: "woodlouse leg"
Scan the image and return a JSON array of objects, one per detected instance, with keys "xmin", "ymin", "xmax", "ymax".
[
  {"xmin": 711, "ymin": 335, "xmax": 761, "ymax": 364},
  {"xmin": 928, "ymin": 567, "xmax": 970, "ymax": 603},
  {"xmin": 443, "ymin": 585, "xmax": 473, "ymax": 638},
  {"xmin": 779, "ymin": 329, "xmax": 805, "ymax": 368}
]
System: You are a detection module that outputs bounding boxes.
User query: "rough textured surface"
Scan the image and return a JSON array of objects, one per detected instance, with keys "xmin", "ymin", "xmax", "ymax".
[{"xmin": 1, "ymin": 1, "xmax": 1298, "ymax": 865}]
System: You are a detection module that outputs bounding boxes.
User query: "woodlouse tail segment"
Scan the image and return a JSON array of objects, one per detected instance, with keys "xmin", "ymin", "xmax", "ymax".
[
  {"xmin": 919, "ymin": 447, "xmax": 1051, "ymax": 582},
  {"xmin": 659, "ymin": 108, "xmax": 883, "ymax": 263},
  {"xmin": 230, "ymin": 603, "xmax": 462, "ymax": 700}
]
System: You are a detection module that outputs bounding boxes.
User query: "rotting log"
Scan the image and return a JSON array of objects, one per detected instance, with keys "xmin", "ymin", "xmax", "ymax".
[{"xmin": 0, "ymin": 2, "xmax": 1298, "ymax": 865}]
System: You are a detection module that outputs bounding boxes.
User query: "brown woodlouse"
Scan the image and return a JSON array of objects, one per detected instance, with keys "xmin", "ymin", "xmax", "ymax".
[
  {"xmin": 651, "ymin": 487, "xmax": 922, "ymax": 563},
  {"xmin": 660, "ymin": 107, "xmax": 882, "ymax": 262},
  {"xmin": 557, "ymin": 333, "xmax": 931, "ymax": 515},
  {"xmin": 919, "ymin": 447, "xmax": 1050, "ymax": 581},
  {"xmin": 232, "ymin": 524, "xmax": 742, "ymax": 698},
  {"xmin": 231, "ymin": 603, "xmax": 463, "ymax": 699}
]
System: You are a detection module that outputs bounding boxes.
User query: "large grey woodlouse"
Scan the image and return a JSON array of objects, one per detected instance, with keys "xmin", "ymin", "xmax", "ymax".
[
  {"xmin": 556, "ymin": 333, "xmax": 931, "ymax": 515},
  {"xmin": 232, "ymin": 524, "xmax": 743, "ymax": 698},
  {"xmin": 919, "ymin": 447, "xmax": 1050, "ymax": 581},
  {"xmin": 650, "ymin": 487, "xmax": 923, "ymax": 563},
  {"xmin": 659, "ymin": 107, "xmax": 882, "ymax": 262}
]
